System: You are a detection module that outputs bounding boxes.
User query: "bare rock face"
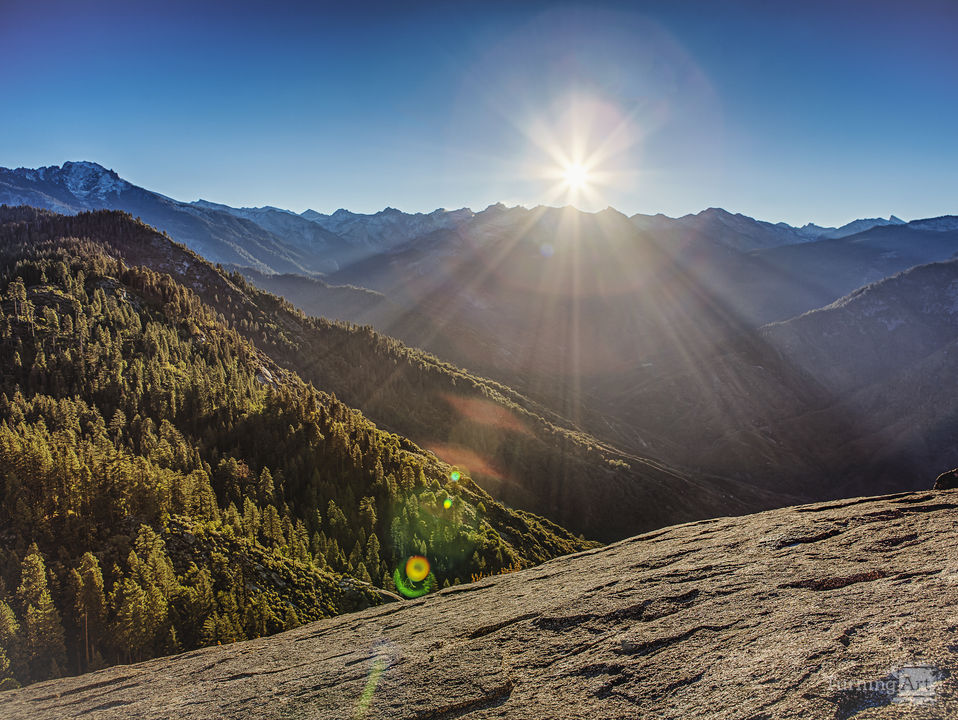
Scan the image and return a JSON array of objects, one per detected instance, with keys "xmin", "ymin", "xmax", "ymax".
[{"xmin": 4, "ymin": 490, "xmax": 958, "ymax": 719}]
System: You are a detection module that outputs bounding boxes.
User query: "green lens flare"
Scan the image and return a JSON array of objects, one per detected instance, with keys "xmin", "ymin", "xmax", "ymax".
[
  {"xmin": 443, "ymin": 497, "xmax": 453, "ymax": 509},
  {"xmin": 450, "ymin": 470, "xmax": 461, "ymax": 482},
  {"xmin": 353, "ymin": 656, "xmax": 386, "ymax": 719},
  {"xmin": 393, "ymin": 566, "xmax": 435, "ymax": 598}
]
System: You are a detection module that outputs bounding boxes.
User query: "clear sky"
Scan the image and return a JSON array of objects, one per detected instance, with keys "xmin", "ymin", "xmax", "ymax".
[{"xmin": 2, "ymin": 0, "xmax": 956, "ymax": 226}]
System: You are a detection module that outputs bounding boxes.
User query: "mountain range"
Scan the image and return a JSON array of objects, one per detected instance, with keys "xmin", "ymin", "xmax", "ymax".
[
  {"xmin": 3, "ymin": 161, "xmax": 950, "ymax": 279},
  {"xmin": 4, "ymin": 161, "xmax": 958, "ymax": 512}
]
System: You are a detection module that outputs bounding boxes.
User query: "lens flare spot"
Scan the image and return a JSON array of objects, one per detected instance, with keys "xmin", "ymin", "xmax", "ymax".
[
  {"xmin": 355, "ymin": 655, "xmax": 387, "ymax": 719},
  {"xmin": 450, "ymin": 470, "xmax": 461, "ymax": 482},
  {"xmin": 405, "ymin": 555, "xmax": 430, "ymax": 582},
  {"xmin": 443, "ymin": 497, "xmax": 453, "ymax": 509},
  {"xmin": 394, "ymin": 569, "xmax": 432, "ymax": 598}
]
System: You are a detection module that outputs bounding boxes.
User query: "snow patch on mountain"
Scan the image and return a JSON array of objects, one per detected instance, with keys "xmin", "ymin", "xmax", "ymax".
[
  {"xmin": 58, "ymin": 161, "xmax": 129, "ymax": 198},
  {"xmin": 15, "ymin": 161, "xmax": 131, "ymax": 201}
]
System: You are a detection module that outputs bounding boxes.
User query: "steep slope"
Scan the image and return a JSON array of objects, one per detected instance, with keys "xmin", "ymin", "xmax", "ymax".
[
  {"xmin": 0, "ymin": 206, "xmax": 591, "ymax": 689},
  {"xmin": 740, "ymin": 258, "xmax": 958, "ymax": 495},
  {"xmin": 592, "ymin": 258, "xmax": 958, "ymax": 499},
  {"xmin": 237, "ymin": 268, "xmax": 400, "ymax": 326},
  {"xmin": 323, "ymin": 205, "xmax": 829, "ymax": 471},
  {"xmin": 762, "ymin": 259, "xmax": 958, "ymax": 395},
  {"xmin": 576, "ymin": 257, "xmax": 958, "ymax": 502},
  {"xmin": 0, "ymin": 162, "xmax": 325, "ymax": 275},
  {"xmin": 315, "ymin": 204, "xmax": 958, "ymax": 504},
  {"xmin": 4, "ymin": 488, "xmax": 956, "ymax": 719}
]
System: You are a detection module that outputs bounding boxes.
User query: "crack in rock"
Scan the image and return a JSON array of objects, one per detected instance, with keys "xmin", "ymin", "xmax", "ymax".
[{"xmin": 780, "ymin": 570, "xmax": 888, "ymax": 591}]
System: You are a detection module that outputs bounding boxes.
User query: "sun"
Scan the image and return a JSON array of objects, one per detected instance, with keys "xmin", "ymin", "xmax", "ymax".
[{"xmin": 562, "ymin": 162, "xmax": 590, "ymax": 190}]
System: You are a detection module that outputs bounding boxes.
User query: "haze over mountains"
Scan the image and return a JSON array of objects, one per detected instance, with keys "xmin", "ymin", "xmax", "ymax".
[{"xmin": 4, "ymin": 160, "xmax": 958, "ymax": 514}]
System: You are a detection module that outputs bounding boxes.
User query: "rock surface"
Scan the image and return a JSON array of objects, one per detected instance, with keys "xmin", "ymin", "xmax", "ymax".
[{"xmin": 4, "ymin": 490, "xmax": 958, "ymax": 719}]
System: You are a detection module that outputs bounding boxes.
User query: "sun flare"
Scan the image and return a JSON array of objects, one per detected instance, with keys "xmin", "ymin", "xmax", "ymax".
[
  {"xmin": 562, "ymin": 163, "xmax": 590, "ymax": 190},
  {"xmin": 519, "ymin": 93, "xmax": 638, "ymax": 210}
]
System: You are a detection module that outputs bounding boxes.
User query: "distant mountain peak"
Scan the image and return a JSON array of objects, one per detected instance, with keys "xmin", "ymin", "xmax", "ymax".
[
  {"xmin": 20, "ymin": 160, "xmax": 129, "ymax": 200},
  {"xmin": 795, "ymin": 215, "xmax": 909, "ymax": 240},
  {"xmin": 483, "ymin": 202, "xmax": 509, "ymax": 213},
  {"xmin": 60, "ymin": 159, "xmax": 109, "ymax": 172}
]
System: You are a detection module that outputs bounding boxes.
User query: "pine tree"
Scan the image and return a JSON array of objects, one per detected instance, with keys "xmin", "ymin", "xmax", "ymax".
[
  {"xmin": 71, "ymin": 552, "xmax": 106, "ymax": 672},
  {"xmin": 0, "ymin": 601, "xmax": 20, "ymax": 689},
  {"xmin": 16, "ymin": 548, "xmax": 66, "ymax": 682},
  {"xmin": 7, "ymin": 277, "xmax": 26, "ymax": 320},
  {"xmin": 256, "ymin": 467, "xmax": 274, "ymax": 505},
  {"xmin": 111, "ymin": 576, "xmax": 148, "ymax": 663},
  {"xmin": 348, "ymin": 540, "xmax": 363, "ymax": 572},
  {"xmin": 364, "ymin": 533, "xmax": 381, "ymax": 572},
  {"xmin": 359, "ymin": 496, "xmax": 377, "ymax": 531}
]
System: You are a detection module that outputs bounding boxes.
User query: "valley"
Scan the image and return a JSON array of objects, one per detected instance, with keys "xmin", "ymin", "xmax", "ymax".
[{"xmin": 1, "ymin": 163, "xmax": 957, "ymax": 697}]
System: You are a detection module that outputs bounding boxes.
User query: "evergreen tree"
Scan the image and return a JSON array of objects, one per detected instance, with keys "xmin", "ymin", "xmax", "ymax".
[
  {"xmin": 71, "ymin": 552, "xmax": 106, "ymax": 673},
  {"xmin": 0, "ymin": 601, "xmax": 20, "ymax": 689},
  {"xmin": 364, "ymin": 533, "xmax": 381, "ymax": 571},
  {"xmin": 16, "ymin": 549, "xmax": 66, "ymax": 682},
  {"xmin": 111, "ymin": 576, "xmax": 148, "ymax": 664}
]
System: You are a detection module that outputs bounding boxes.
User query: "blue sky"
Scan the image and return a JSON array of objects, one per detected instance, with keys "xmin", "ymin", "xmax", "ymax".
[{"xmin": 2, "ymin": 0, "xmax": 956, "ymax": 226}]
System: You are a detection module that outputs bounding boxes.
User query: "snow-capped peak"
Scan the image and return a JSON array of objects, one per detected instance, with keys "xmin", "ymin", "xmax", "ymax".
[
  {"xmin": 59, "ymin": 161, "xmax": 127, "ymax": 198},
  {"xmin": 23, "ymin": 161, "xmax": 129, "ymax": 200}
]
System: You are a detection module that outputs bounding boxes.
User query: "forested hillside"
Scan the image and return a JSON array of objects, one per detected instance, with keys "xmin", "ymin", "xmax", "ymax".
[
  {"xmin": 26, "ymin": 208, "xmax": 775, "ymax": 542},
  {"xmin": 0, "ymin": 206, "xmax": 591, "ymax": 689}
]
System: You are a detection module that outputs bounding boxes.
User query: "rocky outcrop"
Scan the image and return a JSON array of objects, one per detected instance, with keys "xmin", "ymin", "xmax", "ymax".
[
  {"xmin": 3, "ymin": 490, "xmax": 958, "ymax": 719},
  {"xmin": 935, "ymin": 469, "xmax": 958, "ymax": 490}
]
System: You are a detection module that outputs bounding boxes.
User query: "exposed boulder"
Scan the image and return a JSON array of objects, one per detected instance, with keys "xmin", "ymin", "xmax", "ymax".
[{"xmin": 934, "ymin": 468, "xmax": 958, "ymax": 490}]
